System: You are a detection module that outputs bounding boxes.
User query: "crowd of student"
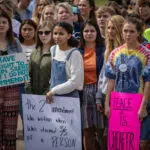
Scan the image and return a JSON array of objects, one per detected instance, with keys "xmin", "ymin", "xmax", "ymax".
[{"xmin": 0, "ymin": 0, "xmax": 150, "ymax": 150}]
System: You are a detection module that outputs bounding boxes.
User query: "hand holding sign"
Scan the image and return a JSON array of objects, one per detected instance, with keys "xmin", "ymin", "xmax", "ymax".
[
  {"xmin": 22, "ymin": 94, "xmax": 82, "ymax": 150},
  {"xmin": 46, "ymin": 91, "xmax": 53, "ymax": 104}
]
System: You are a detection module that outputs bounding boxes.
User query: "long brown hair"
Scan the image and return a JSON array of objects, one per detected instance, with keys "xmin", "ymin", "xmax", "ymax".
[{"xmin": 0, "ymin": 9, "xmax": 15, "ymax": 44}]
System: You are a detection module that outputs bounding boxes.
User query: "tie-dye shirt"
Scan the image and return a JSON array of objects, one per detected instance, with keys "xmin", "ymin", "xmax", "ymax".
[{"xmin": 105, "ymin": 44, "xmax": 150, "ymax": 93}]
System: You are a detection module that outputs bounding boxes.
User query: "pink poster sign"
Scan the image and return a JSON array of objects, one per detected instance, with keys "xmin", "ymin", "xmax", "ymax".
[{"xmin": 108, "ymin": 92, "xmax": 142, "ymax": 150}]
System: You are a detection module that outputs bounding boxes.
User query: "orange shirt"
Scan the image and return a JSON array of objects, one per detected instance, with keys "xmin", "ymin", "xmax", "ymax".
[{"xmin": 83, "ymin": 47, "xmax": 97, "ymax": 84}]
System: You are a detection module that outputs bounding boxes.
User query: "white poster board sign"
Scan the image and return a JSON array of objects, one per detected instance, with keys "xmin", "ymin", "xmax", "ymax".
[
  {"xmin": 0, "ymin": 53, "xmax": 28, "ymax": 87},
  {"xmin": 22, "ymin": 94, "xmax": 82, "ymax": 150}
]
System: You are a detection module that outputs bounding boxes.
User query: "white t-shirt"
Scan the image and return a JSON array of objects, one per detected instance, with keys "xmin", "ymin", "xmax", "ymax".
[
  {"xmin": 21, "ymin": 44, "xmax": 36, "ymax": 62},
  {"xmin": 50, "ymin": 45, "xmax": 84, "ymax": 95}
]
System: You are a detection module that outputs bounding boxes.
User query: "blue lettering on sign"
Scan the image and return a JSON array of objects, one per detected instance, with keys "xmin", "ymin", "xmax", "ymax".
[{"xmin": 0, "ymin": 55, "xmax": 15, "ymax": 63}]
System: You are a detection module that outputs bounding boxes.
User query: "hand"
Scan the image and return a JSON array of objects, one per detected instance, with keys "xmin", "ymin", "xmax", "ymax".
[
  {"xmin": 105, "ymin": 104, "xmax": 110, "ymax": 118},
  {"xmin": 46, "ymin": 91, "xmax": 53, "ymax": 104},
  {"xmin": 138, "ymin": 106, "xmax": 147, "ymax": 121},
  {"xmin": 97, "ymin": 104, "xmax": 104, "ymax": 113}
]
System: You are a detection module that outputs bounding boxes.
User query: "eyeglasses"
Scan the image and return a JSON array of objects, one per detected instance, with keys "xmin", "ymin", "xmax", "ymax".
[{"xmin": 38, "ymin": 31, "xmax": 51, "ymax": 35}]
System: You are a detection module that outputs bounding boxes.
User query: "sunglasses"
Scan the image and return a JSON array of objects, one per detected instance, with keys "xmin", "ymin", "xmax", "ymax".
[{"xmin": 38, "ymin": 31, "xmax": 51, "ymax": 35}]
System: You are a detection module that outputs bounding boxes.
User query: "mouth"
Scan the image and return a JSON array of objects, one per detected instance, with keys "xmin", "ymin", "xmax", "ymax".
[
  {"xmin": 86, "ymin": 36, "xmax": 93, "ymax": 39},
  {"xmin": 24, "ymin": 35, "xmax": 31, "ymax": 38}
]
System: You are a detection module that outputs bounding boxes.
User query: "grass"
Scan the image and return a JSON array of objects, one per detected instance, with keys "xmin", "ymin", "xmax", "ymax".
[{"xmin": 95, "ymin": 0, "xmax": 108, "ymax": 6}]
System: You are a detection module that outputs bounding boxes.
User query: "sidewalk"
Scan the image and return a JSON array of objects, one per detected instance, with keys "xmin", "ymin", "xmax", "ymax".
[{"xmin": 16, "ymin": 115, "xmax": 24, "ymax": 150}]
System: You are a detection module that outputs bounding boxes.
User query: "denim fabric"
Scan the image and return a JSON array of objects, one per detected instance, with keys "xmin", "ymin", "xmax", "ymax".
[
  {"xmin": 141, "ymin": 115, "xmax": 150, "ymax": 140},
  {"xmin": 50, "ymin": 46, "xmax": 79, "ymax": 97}
]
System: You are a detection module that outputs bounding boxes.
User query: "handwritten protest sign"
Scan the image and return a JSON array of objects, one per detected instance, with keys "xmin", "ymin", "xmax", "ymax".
[
  {"xmin": 108, "ymin": 92, "xmax": 142, "ymax": 150},
  {"xmin": 22, "ymin": 94, "xmax": 82, "ymax": 150},
  {"xmin": 0, "ymin": 53, "xmax": 28, "ymax": 87}
]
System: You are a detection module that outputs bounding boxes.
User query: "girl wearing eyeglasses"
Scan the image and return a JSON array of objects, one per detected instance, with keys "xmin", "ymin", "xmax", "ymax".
[{"xmin": 28, "ymin": 21, "xmax": 54, "ymax": 95}]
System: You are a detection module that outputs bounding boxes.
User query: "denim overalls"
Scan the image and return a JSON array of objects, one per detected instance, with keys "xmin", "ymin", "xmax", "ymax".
[{"xmin": 50, "ymin": 46, "xmax": 79, "ymax": 97}]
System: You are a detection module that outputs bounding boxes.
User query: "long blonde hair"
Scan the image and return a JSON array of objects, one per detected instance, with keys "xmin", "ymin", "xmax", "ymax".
[
  {"xmin": 32, "ymin": 0, "xmax": 53, "ymax": 24},
  {"xmin": 105, "ymin": 15, "xmax": 125, "ymax": 62}
]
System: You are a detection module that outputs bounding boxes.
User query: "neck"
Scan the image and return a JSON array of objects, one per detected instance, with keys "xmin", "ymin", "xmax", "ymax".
[
  {"xmin": 82, "ymin": 13, "xmax": 89, "ymax": 21},
  {"xmin": 100, "ymin": 28, "xmax": 105, "ymax": 39},
  {"xmin": 42, "ymin": 43, "xmax": 51, "ymax": 53},
  {"xmin": 85, "ymin": 42, "xmax": 96, "ymax": 48},
  {"xmin": 125, "ymin": 42, "xmax": 140, "ymax": 50},
  {"xmin": 23, "ymin": 40, "xmax": 35, "ymax": 46},
  {"xmin": 0, "ymin": 34, "xmax": 6, "ymax": 41},
  {"xmin": 58, "ymin": 44, "xmax": 71, "ymax": 51}
]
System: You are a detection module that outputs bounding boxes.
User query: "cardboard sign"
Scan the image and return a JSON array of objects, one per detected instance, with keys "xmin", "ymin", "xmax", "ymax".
[
  {"xmin": 108, "ymin": 92, "xmax": 142, "ymax": 150},
  {"xmin": 0, "ymin": 53, "xmax": 28, "ymax": 87},
  {"xmin": 22, "ymin": 94, "xmax": 82, "ymax": 150}
]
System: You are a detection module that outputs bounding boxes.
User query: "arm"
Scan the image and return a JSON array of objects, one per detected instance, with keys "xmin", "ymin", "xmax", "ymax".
[
  {"xmin": 140, "ymin": 49, "xmax": 150, "ymax": 119},
  {"xmin": 138, "ymin": 82, "xmax": 150, "ymax": 120},
  {"xmin": 96, "ymin": 63, "xmax": 107, "ymax": 112},
  {"xmin": 105, "ymin": 79, "xmax": 115, "ymax": 118},
  {"xmin": 46, "ymin": 51, "xmax": 84, "ymax": 103},
  {"xmin": 50, "ymin": 51, "xmax": 84, "ymax": 95},
  {"xmin": 25, "ymin": 52, "xmax": 33, "ymax": 93}
]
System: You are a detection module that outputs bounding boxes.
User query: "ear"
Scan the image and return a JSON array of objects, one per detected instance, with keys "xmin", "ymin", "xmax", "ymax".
[{"xmin": 67, "ymin": 33, "xmax": 72, "ymax": 39}]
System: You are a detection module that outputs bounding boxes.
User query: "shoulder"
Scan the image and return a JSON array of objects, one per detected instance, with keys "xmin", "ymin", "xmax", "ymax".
[
  {"xmin": 67, "ymin": 48, "xmax": 82, "ymax": 62},
  {"xmin": 71, "ymin": 48, "xmax": 82, "ymax": 56},
  {"xmin": 50, "ymin": 45, "xmax": 57, "ymax": 55},
  {"xmin": 139, "ymin": 44, "xmax": 150, "ymax": 55},
  {"xmin": 110, "ymin": 44, "xmax": 125, "ymax": 58}
]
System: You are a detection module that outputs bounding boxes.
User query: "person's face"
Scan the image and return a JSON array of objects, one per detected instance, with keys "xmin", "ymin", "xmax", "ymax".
[
  {"xmin": 0, "ymin": 17, "xmax": 9, "ymax": 34},
  {"xmin": 107, "ymin": 21, "xmax": 116, "ymax": 40},
  {"xmin": 21, "ymin": 24, "xmax": 35, "ymax": 41},
  {"xmin": 53, "ymin": 26, "xmax": 71, "ymax": 46},
  {"xmin": 38, "ymin": 26, "xmax": 51, "ymax": 45},
  {"xmin": 12, "ymin": 0, "xmax": 18, "ymax": 9},
  {"xmin": 44, "ymin": 7, "xmax": 54, "ymax": 21},
  {"xmin": 73, "ymin": 14, "xmax": 78, "ymax": 22},
  {"xmin": 20, "ymin": 0, "xmax": 30, "ymax": 9},
  {"xmin": 78, "ymin": 0, "xmax": 90, "ymax": 17},
  {"xmin": 73, "ymin": 0, "xmax": 79, "ymax": 5},
  {"xmin": 130, "ymin": 0, "xmax": 136, "ymax": 10},
  {"xmin": 38, "ymin": 0, "xmax": 47, "ymax": 13},
  {"xmin": 139, "ymin": 4, "xmax": 150, "ymax": 21},
  {"xmin": 96, "ymin": 12, "xmax": 111, "ymax": 30},
  {"xmin": 122, "ymin": 22, "xmax": 139, "ymax": 45},
  {"xmin": 83, "ymin": 24, "xmax": 97, "ymax": 43},
  {"xmin": 57, "ymin": 7, "xmax": 72, "ymax": 24}
]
